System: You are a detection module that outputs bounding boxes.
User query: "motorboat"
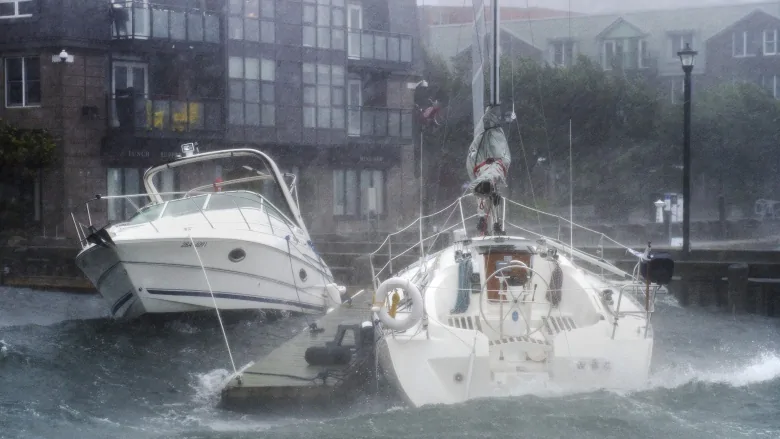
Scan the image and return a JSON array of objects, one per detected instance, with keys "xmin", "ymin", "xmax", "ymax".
[
  {"xmin": 72, "ymin": 144, "xmax": 343, "ymax": 319},
  {"xmin": 367, "ymin": 0, "xmax": 674, "ymax": 407}
]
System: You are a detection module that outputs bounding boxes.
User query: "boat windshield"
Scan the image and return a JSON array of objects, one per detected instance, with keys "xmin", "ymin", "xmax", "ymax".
[
  {"xmin": 145, "ymin": 151, "xmax": 295, "ymax": 223},
  {"xmin": 123, "ymin": 191, "xmax": 293, "ymax": 226}
]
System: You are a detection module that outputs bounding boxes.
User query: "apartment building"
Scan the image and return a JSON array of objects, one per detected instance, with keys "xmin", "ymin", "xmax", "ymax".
[
  {"xmin": 426, "ymin": 1, "xmax": 780, "ymax": 102},
  {"xmin": 0, "ymin": 0, "xmax": 423, "ymax": 239}
]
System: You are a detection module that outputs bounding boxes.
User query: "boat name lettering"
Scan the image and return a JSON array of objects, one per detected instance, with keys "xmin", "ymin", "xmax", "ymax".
[{"xmin": 181, "ymin": 241, "xmax": 207, "ymax": 248}]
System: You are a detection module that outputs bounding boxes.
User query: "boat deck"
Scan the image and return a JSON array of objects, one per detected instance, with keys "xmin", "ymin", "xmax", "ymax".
[{"xmin": 220, "ymin": 289, "xmax": 376, "ymax": 410}]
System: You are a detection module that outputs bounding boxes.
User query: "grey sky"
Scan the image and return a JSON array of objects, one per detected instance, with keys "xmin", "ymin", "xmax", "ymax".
[{"xmin": 418, "ymin": 0, "xmax": 763, "ymax": 14}]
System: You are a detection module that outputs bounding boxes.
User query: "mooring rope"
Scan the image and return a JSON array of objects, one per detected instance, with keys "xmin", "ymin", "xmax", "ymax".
[
  {"xmin": 189, "ymin": 234, "xmax": 237, "ymax": 375},
  {"xmin": 286, "ymin": 235, "xmax": 313, "ymax": 329}
]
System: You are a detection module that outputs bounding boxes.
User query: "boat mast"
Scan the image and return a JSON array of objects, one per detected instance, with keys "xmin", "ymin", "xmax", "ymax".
[{"xmin": 489, "ymin": 0, "xmax": 499, "ymax": 107}]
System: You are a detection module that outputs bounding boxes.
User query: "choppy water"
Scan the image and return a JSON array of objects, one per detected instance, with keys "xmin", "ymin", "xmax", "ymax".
[{"xmin": 1, "ymin": 287, "xmax": 779, "ymax": 439}]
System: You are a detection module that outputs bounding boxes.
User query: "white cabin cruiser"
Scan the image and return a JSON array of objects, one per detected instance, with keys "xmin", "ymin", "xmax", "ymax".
[
  {"xmin": 367, "ymin": 0, "xmax": 674, "ymax": 407},
  {"xmin": 72, "ymin": 144, "xmax": 343, "ymax": 319}
]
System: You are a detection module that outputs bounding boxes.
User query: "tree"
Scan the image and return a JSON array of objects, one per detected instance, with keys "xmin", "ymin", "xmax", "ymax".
[
  {"xmin": 671, "ymin": 82, "xmax": 780, "ymax": 211},
  {"xmin": 419, "ymin": 53, "xmax": 663, "ymax": 221},
  {"xmin": 0, "ymin": 119, "xmax": 57, "ymax": 174},
  {"xmin": 0, "ymin": 119, "xmax": 57, "ymax": 231}
]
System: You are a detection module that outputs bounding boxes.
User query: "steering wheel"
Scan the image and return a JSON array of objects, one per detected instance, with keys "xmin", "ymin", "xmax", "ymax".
[{"xmin": 478, "ymin": 260, "xmax": 553, "ymax": 339}]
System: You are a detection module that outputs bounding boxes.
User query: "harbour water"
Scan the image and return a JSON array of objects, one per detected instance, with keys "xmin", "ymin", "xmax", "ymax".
[{"xmin": 1, "ymin": 287, "xmax": 779, "ymax": 439}]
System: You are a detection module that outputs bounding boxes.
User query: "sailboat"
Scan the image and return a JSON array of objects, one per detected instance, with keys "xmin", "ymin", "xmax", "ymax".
[{"xmin": 368, "ymin": 0, "xmax": 674, "ymax": 407}]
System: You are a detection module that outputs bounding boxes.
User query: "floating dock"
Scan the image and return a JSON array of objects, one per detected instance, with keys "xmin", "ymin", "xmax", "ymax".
[{"xmin": 220, "ymin": 289, "xmax": 378, "ymax": 410}]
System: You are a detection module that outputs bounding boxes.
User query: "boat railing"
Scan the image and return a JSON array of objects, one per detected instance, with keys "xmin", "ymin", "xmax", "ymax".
[
  {"xmin": 611, "ymin": 283, "xmax": 658, "ymax": 339},
  {"xmin": 369, "ymin": 194, "xmax": 647, "ymax": 289},
  {"xmin": 71, "ymin": 190, "xmax": 299, "ymax": 250}
]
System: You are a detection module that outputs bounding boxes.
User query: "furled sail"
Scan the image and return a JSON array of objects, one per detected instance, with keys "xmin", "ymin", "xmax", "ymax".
[
  {"xmin": 466, "ymin": 0, "xmax": 511, "ymax": 201},
  {"xmin": 466, "ymin": 105, "xmax": 511, "ymax": 198}
]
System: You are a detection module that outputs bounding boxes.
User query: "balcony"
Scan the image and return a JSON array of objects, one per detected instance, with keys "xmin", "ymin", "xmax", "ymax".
[
  {"xmin": 110, "ymin": 1, "xmax": 221, "ymax": 46},
  {"xmin": 347, "ymin": 29, "xmax": 414, "ymax": 71},
  {"xmin": 110, "ymin": 94, "xmax": 224, "ymax": 137},
  {"xmin": 347, "ymin": 106, "xmax": 413, "ymax": 140}
]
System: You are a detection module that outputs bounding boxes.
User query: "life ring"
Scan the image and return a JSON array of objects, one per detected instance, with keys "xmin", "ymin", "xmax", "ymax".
[{"xmin": 372, "ymin": 277, "xmax": 424, "ymax": 332}]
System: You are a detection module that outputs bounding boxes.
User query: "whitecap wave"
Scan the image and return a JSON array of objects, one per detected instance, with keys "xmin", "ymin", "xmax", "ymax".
[
  {"xmin": 191, "ymin": 368, "xmax": 232, "ymax": 405},
  {"xmin": 648, "ymin": 351, "xmax": 780, "ymax": 389}
]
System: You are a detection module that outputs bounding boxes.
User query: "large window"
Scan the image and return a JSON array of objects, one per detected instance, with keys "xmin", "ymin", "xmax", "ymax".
[
  {"xmin": 229, "ymin": 56, "xmax": 275, "ymax": 126},
  {"xmin": 0, "ymin": 0, "xmax": 33, "ymax": 19},
  {"xmin": 551, "ymin": 41, "xmax": 574, "ymax": 67},
  {"xmin": 764, "ymin": 30, "xmax": 777, "ymax": 55},
  {"xmin": 303, "ymin": 63, "xmax": 344, "ymax": 129},
  {"xmin": 4, "ymin": 57, "xmax": 40, "ymax": 108},
  {"xmin": 228, "ymin": 0, "xmax": 275, "ymax": 43},
  {"xmin": 670, "ymin": 33, "xmax": 694, "ymax": 58},
  {"xmin": 302, "ymin": 0, "xmax": 345, "ymax": 50},
  {"xmin": 732, "ymin": 31, "xmax": 748, "ymax": 57},
  {"xmin": 333, "ymin": 169, "xmax": 385, "ymax": 217}
]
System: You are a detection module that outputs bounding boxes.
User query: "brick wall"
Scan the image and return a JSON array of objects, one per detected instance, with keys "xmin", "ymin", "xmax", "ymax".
[{"xmin": 0, "ymin": 50, "xmax": 108, "ymax": 240}]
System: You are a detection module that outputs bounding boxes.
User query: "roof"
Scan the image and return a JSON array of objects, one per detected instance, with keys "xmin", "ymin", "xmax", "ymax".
[
  {"xmin": 419, "ymin": 5, "xmax": 579, "ymax": 25},
  {"xmin": 427, "ymin": 1, "xmax": 780, "ymax": 75}
]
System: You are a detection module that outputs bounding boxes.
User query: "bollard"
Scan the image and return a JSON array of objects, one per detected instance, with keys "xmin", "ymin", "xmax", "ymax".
[{"xmin": 727, "ymin": 263, "xmax": 749, "ymax": 316}]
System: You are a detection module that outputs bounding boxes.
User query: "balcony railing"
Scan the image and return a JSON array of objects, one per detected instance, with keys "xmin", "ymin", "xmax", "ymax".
[
  {"xmin": 347, "ymin": 29, "xmax": 413, "ymax": 64},
  {"xmin": 347, "ymin": 106, "xmax": 413, "ymax": 139},
  {"xmin": 110, "ymin": 94, "xmax": 224, "ymax": 133},
  {"xmin": 110, "ymin": 1, "xmax": 221, "ymax": 43}
]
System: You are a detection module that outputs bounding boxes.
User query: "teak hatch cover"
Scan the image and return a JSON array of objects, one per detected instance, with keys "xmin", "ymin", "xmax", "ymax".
[{"xmin": 484, "ymin": 250, "xmax": 532, "ymax": 301}]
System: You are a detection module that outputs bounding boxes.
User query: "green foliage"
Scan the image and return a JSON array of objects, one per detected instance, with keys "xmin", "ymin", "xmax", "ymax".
[
  {"xmin": 420, "ymin": 53, "xmax": 780, "ymax": 218},
  {"xmin": 688, "ymin": 82, "xmax": 780, "ymax": 208},
  {"xmin": 0, "ymin": 119, "xmax": 57, "ymax": 174}
]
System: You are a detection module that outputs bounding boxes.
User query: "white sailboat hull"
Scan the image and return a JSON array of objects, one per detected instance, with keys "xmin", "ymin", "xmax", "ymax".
[
  {"xmin": 378, "ymin": 319, "xmax": 653, "ymax": 407},
  {"xmin": 373, "ymin": 236, "xmax": 656, "ymax": 408}
]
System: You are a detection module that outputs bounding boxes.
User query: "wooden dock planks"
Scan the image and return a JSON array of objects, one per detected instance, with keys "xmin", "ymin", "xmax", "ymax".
[{"xmin": 220, "ymin": 288, "xmax": 376, "ymax": 409}]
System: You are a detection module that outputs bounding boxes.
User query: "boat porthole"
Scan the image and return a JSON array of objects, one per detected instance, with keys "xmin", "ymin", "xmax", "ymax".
[
  {"xmin": 228, "ymin": 248, "xmax": 246, "ymax": 263},
  {"xmin": 454, "ymin": 373, "xmax": 464, "ymax": 383},
  {"xmin": 299, "ymin": 268, "xmax": 308, "ymax": 282}
]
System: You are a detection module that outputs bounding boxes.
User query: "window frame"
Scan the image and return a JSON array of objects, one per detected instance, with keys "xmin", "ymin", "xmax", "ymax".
[
  {"xmin": 602, "ymin": 40, "xmax": 616, "ymax": 70},
  {"xmin": 551, "ymin": 40, "xmax": 574, "ymax": 67},
  {"xmin": 764, "ymin": 29, "xmax": 777, "ymax": 55},
  {"xmin": 227, "ymin": 0, "xmax": 275, "ymax": 43},
  {"xmin": 0, "ymin": 0, "xmax": 34, "ymax": 19},
  {"xmin": 670, "ymin": 33, "xmax": 694, "ymax": 59},
  {"xmin": 638, "ymin": 40, "xmax": 649, "ymax": 69},
  {"xmin": 733, "ymin": 31, "xmax": 748, "ymax": 57},
  {"xmin": 228, "ymin": 56, "xmax": 276, "ymax": 127},
  {"xmin": 302, "ymin": 62, "xmax": 345, "ymax": 129},
  {"xmin": 332, "ymin": 168, "xmax": 386, "ymax": 218},
  {"xmin": 4, "ymin": 56, "xmax": 41, "ymax": 108},
  {"xmin": 302, "ymin": 0, "xmax": 345, "ymax": 50}
]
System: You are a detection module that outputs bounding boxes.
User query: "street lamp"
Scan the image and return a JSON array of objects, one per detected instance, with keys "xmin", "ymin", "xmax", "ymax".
[{"xmin": 677, "ymin": 43, "xmax": 697, "ymax": 256}]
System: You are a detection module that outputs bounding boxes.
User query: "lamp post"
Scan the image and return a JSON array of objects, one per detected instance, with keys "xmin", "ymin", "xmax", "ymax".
[{"xmin": 677, "ymin": 43, "xmax": 697, "ymax": 256}]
